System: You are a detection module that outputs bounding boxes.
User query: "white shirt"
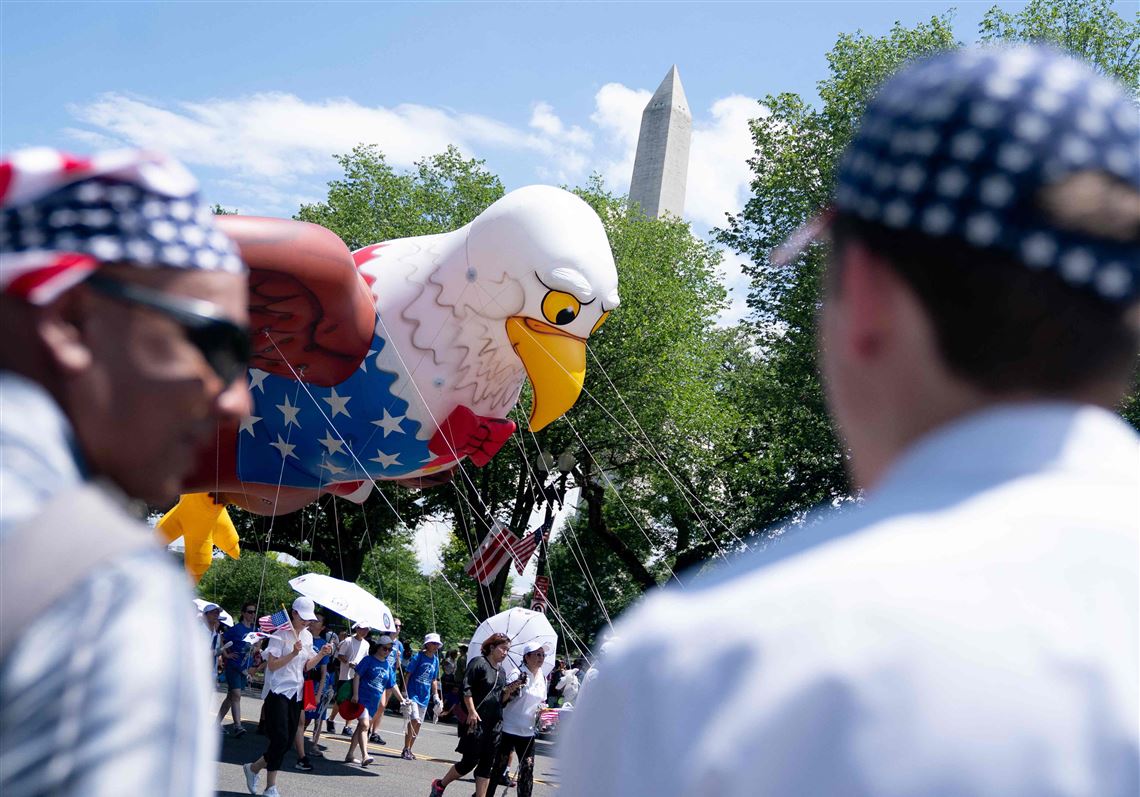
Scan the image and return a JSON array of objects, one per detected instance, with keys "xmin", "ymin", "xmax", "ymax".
[
  {"xmin": 0, "ymin": 372, "xmax": 216, "ymax": 797},
  {"xmin": 501, "ymin": 668, "xmax": 549, "ymax": 737},
  {"xmin": 561, "ymin": 404, "xmax": 1139, "ymax": 797},
  {"xmin": 265, "ymin": 626, "xmax": 314, "ymax": 700},
  {"xmin": 337, "ymin": 635, "xmax": 369, "ymax": 681}
]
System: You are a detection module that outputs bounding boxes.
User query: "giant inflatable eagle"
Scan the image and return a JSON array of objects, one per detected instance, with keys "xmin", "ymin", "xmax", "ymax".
[{"xmin": 159, "ymin": 186, "xmax": 620, "ymax": 579}]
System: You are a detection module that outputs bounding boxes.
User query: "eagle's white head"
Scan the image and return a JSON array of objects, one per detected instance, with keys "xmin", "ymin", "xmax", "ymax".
[{"xmin": 368, "ymin": 185, "xmax": 619, "ymax": 441}]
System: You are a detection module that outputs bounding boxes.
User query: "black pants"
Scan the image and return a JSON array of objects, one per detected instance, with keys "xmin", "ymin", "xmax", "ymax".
[
  {"xmin": 454, "ymin": 722, "xmax": 499, "ymax": 779},
  {"xmin": 262, "ymin": 691, "xmax": 302, "ymax": 771},
  {"xmin": 488, "ymin": 732, "xmax": 535, "ymax": 797}
]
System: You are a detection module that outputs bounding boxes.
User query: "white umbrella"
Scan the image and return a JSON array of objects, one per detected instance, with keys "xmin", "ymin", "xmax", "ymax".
[
  {"xmin": 468, "ymin": 607, "xmax": 557, "ymax": 679},
  {"xmin": 193, "ymin": 598, "xmax": 234, "ymax": 627},
  {"xmin": 288, "ymin": 573, "xmax": 395, "ymax": 633}
]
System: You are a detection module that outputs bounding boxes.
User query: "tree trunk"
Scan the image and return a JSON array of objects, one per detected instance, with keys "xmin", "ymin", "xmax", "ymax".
[{"xmin": 579, "ymin": 462, "xmax": 658, "ymax": 592}]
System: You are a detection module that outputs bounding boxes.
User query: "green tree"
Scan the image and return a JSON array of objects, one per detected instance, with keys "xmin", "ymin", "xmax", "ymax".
[
  {"xmin": 196, "ymin": 551, "xmax": 328, "ymax": 616},
  {"xmin": 295, "ymin": 144, "xmax": 504, "ymax": 249},
  {"xmin": 716, "ymin": 1, "xmax": 1140, "ymax": 534},
  {"xmin": 980, "ymin": 0, "xmax": 1139, "ymax": 91},
  {"xmin": 715, "ymin": 16, "xmax": 958, "ymax": 528}
]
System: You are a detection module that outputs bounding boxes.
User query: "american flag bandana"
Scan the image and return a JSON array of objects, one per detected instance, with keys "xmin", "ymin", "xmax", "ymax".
[
  {"xmin": 0, "ymin": 148, "xmax": 244, "ymax": 305},
  {"xmin": 259, "ymin": 609, "xmax": 292, "ymax": 633}
]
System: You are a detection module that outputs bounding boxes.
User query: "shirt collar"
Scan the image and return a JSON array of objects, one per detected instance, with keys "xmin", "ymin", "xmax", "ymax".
[{"xmin": 874, "ymin": 401, "xmax": 1139, "ymax": 499}]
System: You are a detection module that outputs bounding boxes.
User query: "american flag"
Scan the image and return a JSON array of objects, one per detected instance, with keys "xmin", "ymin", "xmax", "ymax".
[
  {"xmin": 235, "ymin": 334, "xmax": 434, "ymax": 492},
  {"xmin": 259, "ymin": 608, "xmax": 291, "ymax": 633},
  {"xmin": 465, "ymin": 521, "xmax": 525, "ymax": 585},
  {"xmin": 531, "ymin": 576, "xmax": 550, "ymax": 612},
  {"xmin": 510, "ymin": 524, "xmax": 547, "ymax": 575}
]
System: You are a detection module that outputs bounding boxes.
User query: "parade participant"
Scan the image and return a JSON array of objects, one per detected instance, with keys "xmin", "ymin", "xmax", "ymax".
[
  {"xmin": 242, "ymin": 597, "xmax": 333, "ymax": 797},
  {"xmin": 334, "ymin": 623, "xmax": 370, "ymax": 735},
  {"xmin": 347, "ymin": 636, "xmax": 406, "ymax": 766},
  {"xmin": 302, "ymin": 614, "xmax": 338, "ymax": 756},
  {"xmin": 402, "ymin": 633, "xmax": 443, "ymax": 759},
  {"xmin": 201, "ymin": 602, "xmax": 224, "ymax": 674},
  {"xmin": 0, "ymin": 148, "xmax": 249, "ymax": 797},
  {"xmin": 488, "ymin": 641, "xmax": 549, "ymax": 797},
  {"xmin": 561, "ymin": 45, "xmax": 1140, "ymax": 797},
  {"xmin": 292, "ymin": 612, "xmax": 330, "ymax": 770},
  {"xmin": 218, "ymin": 601, "xmax": 258, "ymax": 737},
  {"xmin": 368, "ymin": 617, "xmax": 404, "ymax": 745},
  {"xmin": 430, "ymin": 633, "xmax": 526, "ymax": 797}
]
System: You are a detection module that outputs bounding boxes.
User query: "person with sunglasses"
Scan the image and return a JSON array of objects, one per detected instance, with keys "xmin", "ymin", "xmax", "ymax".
[
  {"xmin": 368, "ymin": 617, "xmax": 404, "ymax": 745},
  {"xmin": 217, "ymin": 601, "xmax": 259, "ymax": 737},
  {"xmin": 0, "ymin": 148, "xmax": 252, "ymax": 797}
]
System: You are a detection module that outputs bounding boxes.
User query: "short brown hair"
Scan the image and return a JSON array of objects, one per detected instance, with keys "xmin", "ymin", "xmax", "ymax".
[
  {"xmin": 830, "ymin": 214, "xmax": 1139, "ymax": 394},
  {"xmin": 481, "ymin": 633, "xmax": 511, "ymax": 657}
]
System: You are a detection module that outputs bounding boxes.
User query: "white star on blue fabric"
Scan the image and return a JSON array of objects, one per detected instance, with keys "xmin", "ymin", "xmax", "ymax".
[
  {"xmin": 369, "ymin": 449, "xmax": 401, "ymax": 469},
  {"xmin": 323, "ymin": 387, "xmax": 351, "ymax": 418},
  {"xmin": 318, "ymin": 430, "xmax": 346, "ymax": 455},
  {"xmin": 239, "ymin": 414, "xmax": 262, "ymax": 437},
  {"xmin": 277, "ymin": 395, "xmax": 301, "ymax": 428},
  {"xmin": 248, "ymin": 369, "xmax": 269, "ymax": 393},
  {"xmin": 371, "ymin": 410, "xmax": 406, "ymax": 438},
  {"xmin": 270, "ymin": 435, "xmax": 297, "ymax": 460}
]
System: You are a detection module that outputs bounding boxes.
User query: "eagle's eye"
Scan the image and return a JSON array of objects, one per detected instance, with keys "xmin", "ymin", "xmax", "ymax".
[{"xmin": 541, "ymin": 290, "xmax": 581, "ymax": 326}]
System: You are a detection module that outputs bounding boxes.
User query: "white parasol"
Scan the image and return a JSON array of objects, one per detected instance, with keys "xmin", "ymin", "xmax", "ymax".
[
  {"xmin": 288, "ymin": 573, "xmax": 395, "ymax": 633},
  {"xmin": 193, "ymin": 598, "xmax": 233, "ymax": 627},
  {"xmin": 467, "ymin": 607, "xmax": 557, "ymax": 679}
]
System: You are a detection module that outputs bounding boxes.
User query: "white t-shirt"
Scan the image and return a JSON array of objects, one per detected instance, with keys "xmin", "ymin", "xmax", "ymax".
[
  {"xmin": 501, "ymin": 668, "xmax": 549, "ymax": 737},
  {"xmin": 265, "ymin": 626, "xmax": 314, "ymax": 701},
  {"xmin": 336, "ymin": 635, "xmax": 368, "ymax": 681},
  {"xmin": 561, "ymin": 404, "xmax": 1140, "ymax": 797}
]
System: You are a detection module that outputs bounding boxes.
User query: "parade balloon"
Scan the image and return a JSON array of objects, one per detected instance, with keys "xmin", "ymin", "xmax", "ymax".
[{"xmin": 159, "ymin": 186, "xmax": 619, "ymax": 579}]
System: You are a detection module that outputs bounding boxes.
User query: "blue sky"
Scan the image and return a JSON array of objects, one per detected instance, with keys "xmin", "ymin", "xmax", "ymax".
[{"xmin": 0, "ymin": 0, "xmax": 1059, "ymax": 575}]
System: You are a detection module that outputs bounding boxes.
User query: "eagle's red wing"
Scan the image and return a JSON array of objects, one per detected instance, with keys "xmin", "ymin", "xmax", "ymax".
[{"xmin": 216, "ymin": 216, "xmax": 375, "ymax": 386}]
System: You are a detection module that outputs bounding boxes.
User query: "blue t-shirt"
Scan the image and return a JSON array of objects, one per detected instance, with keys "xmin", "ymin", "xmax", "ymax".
[
  {"xmin": 405, "ymin": 652, "xmax": 439, "ymax": 707},
  {"xmin": 355, "ymin": 655, "xmax": 397, "ymax": 704},
  {"xmin": 222, "ymin": 622, "xmax": 254, "ymax": 671},
  {"xmin": 387, "ymin": 639, "xmax": 405, "ymax": 671}
]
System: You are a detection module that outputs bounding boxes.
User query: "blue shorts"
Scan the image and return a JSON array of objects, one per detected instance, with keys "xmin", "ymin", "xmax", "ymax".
[{"xmin": 224, "ymin": 669, "xmax": 247, "ymax": 691}]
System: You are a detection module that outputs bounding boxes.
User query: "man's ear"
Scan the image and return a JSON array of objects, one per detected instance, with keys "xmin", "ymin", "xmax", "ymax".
[
  {"xmin": 37, "ymin": 289, "xmax": 94, "ymax": 374},
  {"xmin": 834, "ymin": 240, "xmax": 898, "ymax": 361}
]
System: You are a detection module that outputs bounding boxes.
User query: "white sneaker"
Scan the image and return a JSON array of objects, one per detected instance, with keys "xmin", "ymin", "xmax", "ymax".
[
  {"xmin": 242, "ymin": 763, "xmax": 260, "ymax": 794},
  {"xmin": 264, "ymin": 787, "xmax": 281, "ymax": 797}
]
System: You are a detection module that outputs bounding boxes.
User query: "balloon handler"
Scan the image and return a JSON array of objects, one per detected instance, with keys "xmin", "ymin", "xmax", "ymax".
[{"xmin": 157, "ymin": 186, "xmax": 620, "ymax": 580}]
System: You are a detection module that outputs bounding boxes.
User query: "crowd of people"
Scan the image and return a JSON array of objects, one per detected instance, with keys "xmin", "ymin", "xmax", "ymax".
[
  {"xmin": 1, "ymin": 40, "xmax": 1136, "ymax": 797},
  {"xmin": 198, "ymin": 599, "xmax": 588, "ymax": 797}
]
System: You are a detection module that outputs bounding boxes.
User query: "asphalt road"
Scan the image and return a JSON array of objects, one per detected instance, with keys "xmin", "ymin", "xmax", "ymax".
[{"xmin": 214, "ymin": 690, "xmax": 561, "ymax": 797}]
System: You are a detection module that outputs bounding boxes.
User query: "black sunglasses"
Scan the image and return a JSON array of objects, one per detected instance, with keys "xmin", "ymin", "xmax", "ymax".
[{"xmin": 85, "ymin": 273, "xmax": 251, "ymax": 385}]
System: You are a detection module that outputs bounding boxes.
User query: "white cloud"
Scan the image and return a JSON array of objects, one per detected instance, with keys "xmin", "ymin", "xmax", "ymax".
[
  {"xmin": 687, "ymin": 95, "xmax": 761, "ymax": 232},
  {"xmin": 63, "ymin": 80, "xmax": 765, "ymax": 311}
]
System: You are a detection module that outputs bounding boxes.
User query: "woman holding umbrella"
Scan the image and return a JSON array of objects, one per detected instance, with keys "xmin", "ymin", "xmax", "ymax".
[
  {"xmin": 429, "ymin": 633, "xmax": 526, "ymax": 797},
  {"xmin": 488, "ymin": 640, "xmax": 550, "ymax": 797}
]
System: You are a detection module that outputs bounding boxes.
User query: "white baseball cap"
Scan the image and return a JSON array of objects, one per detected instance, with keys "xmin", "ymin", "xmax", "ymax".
[
  {"xmin": 376, "ymin": 635, "xmax": 394, "ymax": 646},
  {"xmin": 292, "ymin": 597, "xmax": 317, "ymax": 621},
  {"xmin": 522, "ymin": 640, "xmax": 549, "ymax": 656},
  {"xmin": 201, "ymin": 603, "xmax": 221, "ymax": 613},
  {"xmin": 423, "ymin": 633, "xmax": 442, "ymax": 646}
]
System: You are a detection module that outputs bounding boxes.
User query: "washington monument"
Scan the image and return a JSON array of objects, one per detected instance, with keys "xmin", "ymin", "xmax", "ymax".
[{"xmin": 628, "ymin": 65, "xmax": 692, "ymax": 218}]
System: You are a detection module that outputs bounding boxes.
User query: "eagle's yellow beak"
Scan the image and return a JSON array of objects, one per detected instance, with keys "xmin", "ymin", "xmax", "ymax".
[{"xmin": 506, "ymin": 316, "xmax": 587, "ymax": 431}]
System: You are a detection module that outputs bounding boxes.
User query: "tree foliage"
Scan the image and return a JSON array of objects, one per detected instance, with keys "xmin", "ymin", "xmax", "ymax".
[{"xmin": 980, "ymin": 0, "xmax": 1139, "ymax": 92}]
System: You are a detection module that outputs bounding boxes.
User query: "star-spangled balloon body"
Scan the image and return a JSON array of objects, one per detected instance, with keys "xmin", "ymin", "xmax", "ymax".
[{"xmin": 237, "ymin": 333, "xmax": 432, "ymax": 486}]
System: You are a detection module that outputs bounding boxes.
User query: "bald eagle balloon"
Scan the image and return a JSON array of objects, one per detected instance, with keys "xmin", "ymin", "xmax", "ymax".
[{"xmin": 162, "ymin": 186, "xmax": 619, "ymax": 576}]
